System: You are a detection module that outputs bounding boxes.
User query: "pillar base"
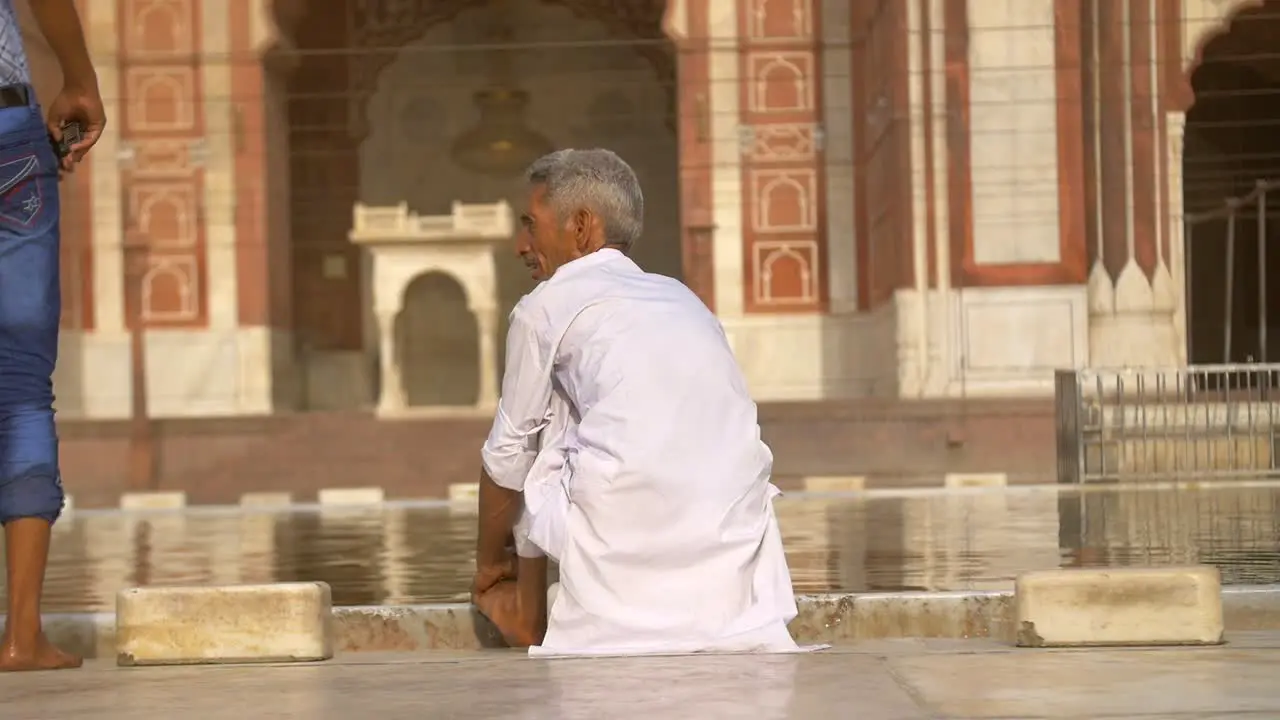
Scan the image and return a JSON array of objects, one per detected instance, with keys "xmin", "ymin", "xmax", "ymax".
[
  {"xmin": 1089, "ymin": 311, "xmax": 1181, "ymax": 368},
  {"xmin": 53, "ymin": 327, "xmax": 291, "ymax": 419}
]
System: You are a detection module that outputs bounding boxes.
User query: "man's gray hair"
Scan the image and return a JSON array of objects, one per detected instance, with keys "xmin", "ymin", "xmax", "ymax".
[{"xmin": 525, "ymin": 149, "xmax": 644, "ymax": 249}]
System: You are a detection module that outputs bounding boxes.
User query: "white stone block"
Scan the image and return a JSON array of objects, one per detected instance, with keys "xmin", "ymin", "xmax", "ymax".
[
  {"xmin": 119, "ymin": 491, "xmax": 188, "ymax": 511},
  {"xmin": 945, "ymin": 472, "xmax": 1008, "ymax": 489},
  {"xmin": 1015, "ymin": 566, "xmax": 1224, "ymax": 647},
  {"xmin": 802, "ymin": 476, "xmax": 866, "ymax": 492},
  {"xmin": 239, "ymin": 492, "xmax": 294, "ymax": 508},
  {"xmin": 317, "ymin": 487, "xmax": 384, "ymax": 506},
  {"xmin": 448, "ymin": 482, "xmax": 480, "ymax": 503},
  {"xmin": 116, "ymin": 582, "xmax": 334, "ymax": 666}
]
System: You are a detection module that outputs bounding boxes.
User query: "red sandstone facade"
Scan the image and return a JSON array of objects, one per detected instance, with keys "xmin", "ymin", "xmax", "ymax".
[{"xmin": 10, "ymin": 1, "xmax": 1279, "ymax": 501}]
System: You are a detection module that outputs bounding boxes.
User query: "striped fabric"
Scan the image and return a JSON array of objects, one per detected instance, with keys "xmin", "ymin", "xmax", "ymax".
[{"xmin": 0, "ymin": 0, "xmax": 30, "ymax": 86}]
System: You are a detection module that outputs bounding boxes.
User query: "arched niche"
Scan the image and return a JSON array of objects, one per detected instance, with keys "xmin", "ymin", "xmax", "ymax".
[
  {"xmin": 395, "ymin": 272, "xmax": 481, "ymax": 407},
  {"xmin": 350, "ymin": 201, "xmax": 512, "ymax": 416}
]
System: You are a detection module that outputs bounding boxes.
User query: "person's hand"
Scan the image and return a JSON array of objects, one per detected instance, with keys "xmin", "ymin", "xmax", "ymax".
[
  {"xmin": 46, "ymin": 83, "xmax": 106, "ymax": 173},
  {"xmin": 471, "ymin": 552, "xmax": 516, "ymax": 599},
  {"xmin": 471, "ymin": 553, "xmax": 543, "ymax": 647}
]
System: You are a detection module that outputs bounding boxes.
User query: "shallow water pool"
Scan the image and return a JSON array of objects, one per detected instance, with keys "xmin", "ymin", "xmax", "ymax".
[{"xmin": 10, "ymin": 483, "xmax": 1280, "ymax": 612}]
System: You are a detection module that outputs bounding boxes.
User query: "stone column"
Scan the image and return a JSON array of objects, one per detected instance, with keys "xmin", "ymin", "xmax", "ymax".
[
  {"xmin": 735, "ymin": 0, "xmax": 826, "ymax": 313},
  {"xmin": 476, "ymin": 307, "xmax": 499, "ymax": 409},
  {"xmin": 1167, "ymin": 111, "xmax": 1188, "ymax": 363},
  {"xmin": 1085, "ymin": 0, "xmax": 1180, "ymax": 367},
  {"xmin": 376, "ymin": 312, "xmax": 405, "ymax": 414},
  {"xmin": 83, "ymin": 0, "xmax": 127, "ymax": 342},
  {"xmin": 224, "ymin": 0, "xmax": 303, "ymax": 413},
  {"xmin": 1088, "ymin": 0, "xmax": 1136, "ymax": 312}
]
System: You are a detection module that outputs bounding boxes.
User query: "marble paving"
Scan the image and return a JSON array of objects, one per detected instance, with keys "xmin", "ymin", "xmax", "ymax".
[{"xmin": 6, "ymin": 632, "xmax": 1280, "ymax": 718}]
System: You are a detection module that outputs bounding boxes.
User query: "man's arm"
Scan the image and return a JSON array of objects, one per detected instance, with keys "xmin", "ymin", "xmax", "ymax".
[
  {"xmin": 28, "ymin": 0, "xmax": 104, "ymax": 170},
  {"xmin": 476, "ymin": 307, "xmax": 554, "ymax": 570},
  {"xmin": 27, "ymin": 0, "xmax": 95, "ymax": 90},
  {"xmin": 475, "ymin": 468, "xmax": 520, "ymax": 569}
]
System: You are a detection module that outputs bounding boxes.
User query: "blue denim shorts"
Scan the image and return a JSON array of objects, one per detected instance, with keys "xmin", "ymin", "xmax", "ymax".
[{"xmin": 0, "ymin": 102, "xmax": 65, "ymax": 525}]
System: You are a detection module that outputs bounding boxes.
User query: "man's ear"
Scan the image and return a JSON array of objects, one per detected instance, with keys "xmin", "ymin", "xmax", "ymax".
[{"xmin": 572, "ymin": 208, "xmax": 596, "ymax": 252}]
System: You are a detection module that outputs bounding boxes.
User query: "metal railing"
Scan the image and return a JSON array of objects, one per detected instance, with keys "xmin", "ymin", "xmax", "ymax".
[{"xmin": 1056, "ymin": 364, "xmax": 1280, "ymax": 483}]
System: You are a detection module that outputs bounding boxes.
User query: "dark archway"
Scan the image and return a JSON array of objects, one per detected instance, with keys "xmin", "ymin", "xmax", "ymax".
[
  {"xmin": 1185, "ymin": 1, "xmax": 1280, "ymax": 364},
  {"xmin": 282, "ymin": 0, "xmax": 681, "ymax": 390},
  {"xmin": 395, "ymin": 272, "xmax": 480, "ymax": 407}
]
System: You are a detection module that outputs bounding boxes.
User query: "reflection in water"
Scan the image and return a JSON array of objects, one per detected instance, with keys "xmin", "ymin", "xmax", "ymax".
[{"xmin": 9, "ymin": 486, "xmax": 1280, "ymax": 612}]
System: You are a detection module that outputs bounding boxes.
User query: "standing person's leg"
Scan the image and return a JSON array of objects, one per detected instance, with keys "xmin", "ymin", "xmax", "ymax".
[{"xmin": 0, "ymin": 102, "xmax": 80, "ymax": 672}]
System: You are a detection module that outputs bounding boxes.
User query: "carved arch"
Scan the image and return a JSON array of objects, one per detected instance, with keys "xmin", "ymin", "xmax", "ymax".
[
  {"xmin": 270, "ymin": 0, "xmax": 679, "ymax": 138},
  {"xmin": 256, "ymin": 0, "xmax": 307, "ymax": 74},
  {"xmin": 395, "ymin": 266, "xmax": 475, "ymax": 316},
  {"xmin": 1185, "ymin": 0, "xmax": 1265, "ymax": 75},
  {"xmin": 1180, "ymin": 0, "xmax": 1280, "ymax": 109},
  {"xmin": 544, "ymin": 0, "xmax": 679, "ymax": 124}
]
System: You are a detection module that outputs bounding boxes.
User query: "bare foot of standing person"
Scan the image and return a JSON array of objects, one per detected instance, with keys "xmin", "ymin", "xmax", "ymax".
[{"xmin": 0, "ymin": 518, "xmax": 82, "ymax": 672}]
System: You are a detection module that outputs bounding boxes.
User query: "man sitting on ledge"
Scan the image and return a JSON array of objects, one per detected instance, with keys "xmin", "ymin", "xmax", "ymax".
[{"xmin": 472, "ymin": 148, "xmax": 802, "ymax": 656}]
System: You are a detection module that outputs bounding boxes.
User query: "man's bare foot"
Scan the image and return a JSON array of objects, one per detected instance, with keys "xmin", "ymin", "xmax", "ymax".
[
  {"xmin": 474, "ymin": 579, "xmax": 542, "ymax": 647},
  {"xmin": 0, "ymin": 634, "xmax": 83, "ymax": 672}
]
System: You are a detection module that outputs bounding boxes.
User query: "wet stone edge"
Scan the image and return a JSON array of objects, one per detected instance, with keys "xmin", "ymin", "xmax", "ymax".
[{"xmin": 23, "ymin": 585, "xmax": 1280, "ymax": 658}]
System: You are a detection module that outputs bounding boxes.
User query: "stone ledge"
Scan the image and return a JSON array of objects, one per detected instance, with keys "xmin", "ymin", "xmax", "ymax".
[
  {"xmin": 22, "ymin": 585, "xmax": 1277, "ymax": 659},
  {"xmin": 317, "ymin": 487, "xmax": 385, "ymax": 506},
  {"xmin": 115, "ymin": 582, "xmax": 335, "ymax": 666},
  {"xmin": 1015, "ymin": 567, "xmax": 1225, "ymax": 647},
  {"xmin": 944, "ymin": 472, "xmax": 1008, "ymax": 489},
  {"xmin": 239, "ymin": 492, "xmax": 294, "ymax": 507},
  {"xmin": 119, "ymin": 491, "xmax": 187, "ymax": 511},
  {"xmin": 802, "ymin": 476, "xmax": 867, "ymax": 492}
]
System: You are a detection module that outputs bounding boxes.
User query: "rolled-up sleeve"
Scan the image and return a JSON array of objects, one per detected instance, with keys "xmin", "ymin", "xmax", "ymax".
[{"xmin": 481, "ymin": 305, "xmax": 554, "ymax": 491}]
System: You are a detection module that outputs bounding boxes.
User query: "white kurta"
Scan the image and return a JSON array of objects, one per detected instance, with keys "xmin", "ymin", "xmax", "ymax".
[{"xmin": 481, "ymin": 249, "xmax": 803, "ymax": 657}]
